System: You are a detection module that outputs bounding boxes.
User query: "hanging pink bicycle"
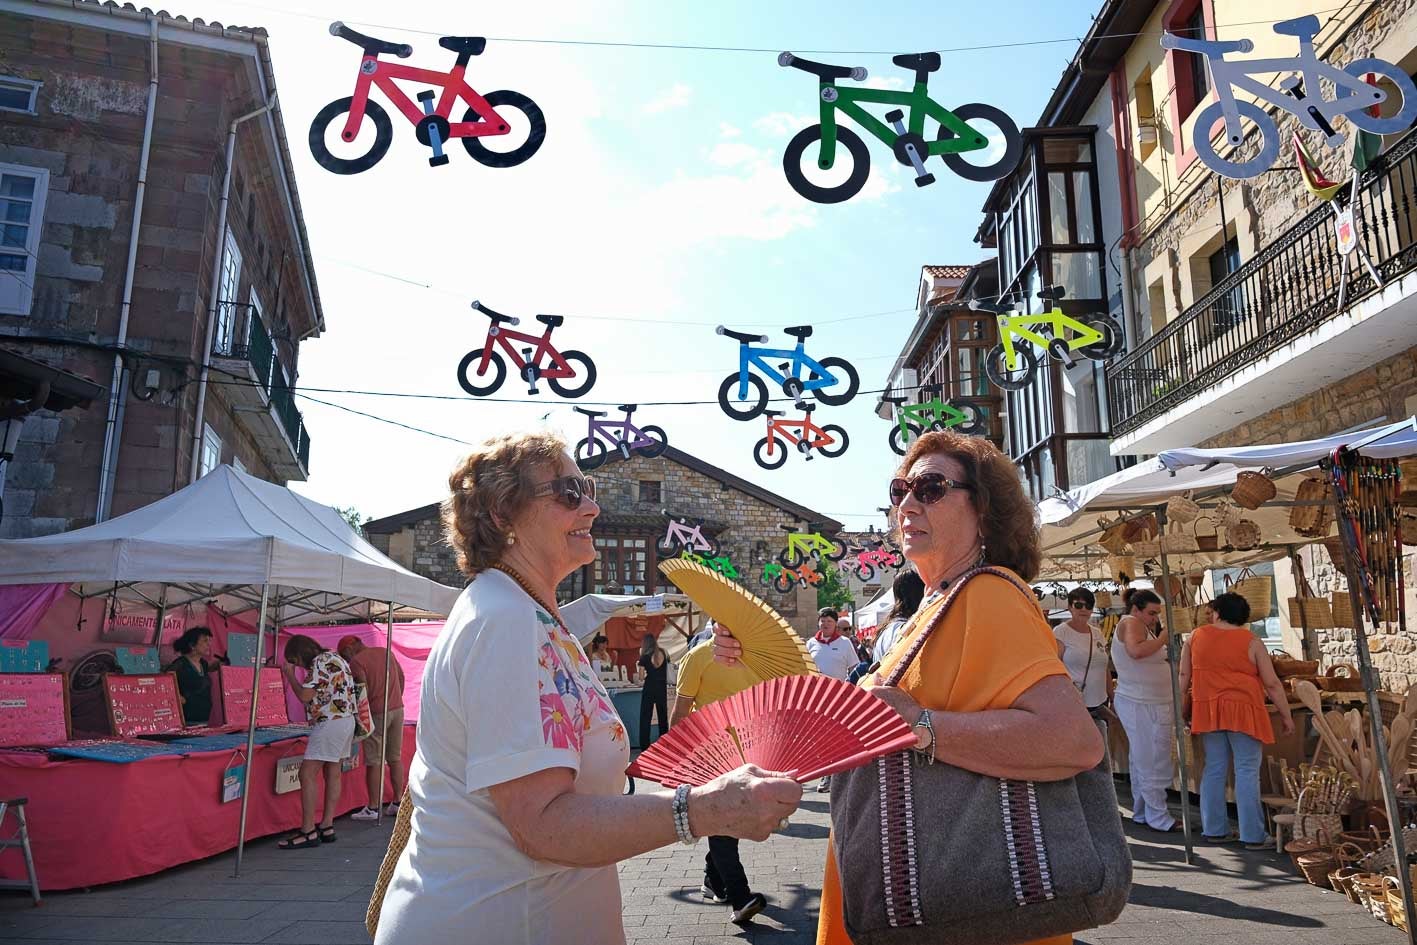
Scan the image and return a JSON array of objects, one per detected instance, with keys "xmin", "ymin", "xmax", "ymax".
[
  {"xmin": 458, "ymin": 300, "xmax": 596, "ymax": 398},
  {"xmin": 574, "ymin": 405, "xmax": 668, "ymax": 469}
]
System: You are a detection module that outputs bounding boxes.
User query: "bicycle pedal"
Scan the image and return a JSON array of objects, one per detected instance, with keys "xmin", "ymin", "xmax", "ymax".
[
  {"xmin": 915, "ymin": 173, "xmax": 936, "ymax": 188},
  {"xmin": 884, "ymin": 108, "xmax": 904, "ymax": 124},
  {"xmin": 429, "ymin": 154, "xmax": 450, "ymax": 167}
]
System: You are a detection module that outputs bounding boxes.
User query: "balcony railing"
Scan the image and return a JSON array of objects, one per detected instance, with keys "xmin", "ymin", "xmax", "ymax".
[
  {"xmin": 1107, "ymin": 129, "xmax": 1417, "ymax": 436},
  {"xmin": 211, "ymin": 305, "xmax": 311, "ymax": 474},
  {"xmin": 269, "ymin": 367, "xmax": 310, "ymax": 472}
]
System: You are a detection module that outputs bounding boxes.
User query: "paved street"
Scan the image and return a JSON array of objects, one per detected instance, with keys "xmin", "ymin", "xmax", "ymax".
[{"xmin": 0, "ymin": 780, "xmax": 1406, "ymax": 944}]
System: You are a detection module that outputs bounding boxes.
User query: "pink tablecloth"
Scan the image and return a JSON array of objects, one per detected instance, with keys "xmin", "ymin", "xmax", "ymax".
[{"xmin": 0, "ymin": 725, "xmax": 416, "ymax": 891}]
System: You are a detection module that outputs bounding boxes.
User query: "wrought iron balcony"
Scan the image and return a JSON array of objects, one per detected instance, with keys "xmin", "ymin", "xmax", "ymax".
[
  {"xmin": 210, "ymin": 306, "xmax": 311, "ymax": 479},
  {"xmin": 1107, "ymin": 129, "xmax": 1417, "ymax": 439}
]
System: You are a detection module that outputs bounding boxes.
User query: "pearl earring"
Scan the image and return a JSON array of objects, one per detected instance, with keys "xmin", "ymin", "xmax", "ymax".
[{"xmin": 506, "ymin": 532, "xmax": 517, "ymax": 546}]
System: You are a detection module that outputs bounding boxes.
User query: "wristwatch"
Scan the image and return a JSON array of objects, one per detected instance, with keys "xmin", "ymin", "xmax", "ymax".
[
  {"xmin": 671, "ymin": 783, "xmax": 697, "ymax": 845},
  {"xmin": 911, "ymin": 709, "xmax": 937, "ymax": 765}
]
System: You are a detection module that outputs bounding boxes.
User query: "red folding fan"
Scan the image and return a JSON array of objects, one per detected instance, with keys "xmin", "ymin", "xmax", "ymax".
[{"xmin": 628, "ymin": 675, "xmax": 919, "ymax": 786}]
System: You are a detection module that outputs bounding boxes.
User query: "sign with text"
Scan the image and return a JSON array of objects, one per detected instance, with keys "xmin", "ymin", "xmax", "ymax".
[
  {"xmin": 225, "ymin": 632, "xmax": 261, "ymax": 668},
  {"xmin": 114, "ymin": 646, "xmax": 160, "ymax": 674},
  {"xmin": 644, "ymin": 595, "xmax": 665, "ymax": 614},
  {"xmin": 0, "ymin": 673, "xmax": 69, "ymax": 747},
  {"xmin": 222, "ymin": 763, "xmax": 246, "ymax": 804},
  {"xmin": 275, "ymin": 755, "xmax": 302, "ymax": 794},
  {"xmin": 100, "ymin": 607, "xmax": 186, "ymax": 645},
  {"xmin": 0, "ymin": 640, "xmax": 48, "ymax": 673},
  {"xmin": 217, "ymin": 666, "xmax": 289, "ymax": 728},
  {"xmin": 103, "ymin": 673, "xmax": 183, "ymax": 737}
]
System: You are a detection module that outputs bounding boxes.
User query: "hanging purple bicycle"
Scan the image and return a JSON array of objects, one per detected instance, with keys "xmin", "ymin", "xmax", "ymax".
[{"xmin": 574, "ymin": 404, "xmax": 668, "ymax": 469}]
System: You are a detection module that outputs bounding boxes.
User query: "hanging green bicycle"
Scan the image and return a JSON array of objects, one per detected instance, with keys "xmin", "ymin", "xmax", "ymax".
[
  {"xmin": 778, "ymin": 51, "xmax": 1023, "ymax": 204},
  {"xmin": 969, "ymin": 286, "xmax": 1124, "ymax": 391},
  {"xmin": 882, "ymin": 384, "xmax": 985, "ymax": 455}
]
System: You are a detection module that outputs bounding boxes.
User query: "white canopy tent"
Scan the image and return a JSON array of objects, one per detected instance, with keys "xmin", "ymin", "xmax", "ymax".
[{"xmin": 0, "ymin": 465, "xmax": 462, "ymax": 871}]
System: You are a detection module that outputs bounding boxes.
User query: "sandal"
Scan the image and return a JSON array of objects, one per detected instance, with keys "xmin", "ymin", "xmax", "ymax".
[
  {"xmin": 278, "ymin": 829, "xmax": 320, "ymax": 850},
  {"xmin": 318, "ymin": 825, "xmax": 337, "ymax": 844}
]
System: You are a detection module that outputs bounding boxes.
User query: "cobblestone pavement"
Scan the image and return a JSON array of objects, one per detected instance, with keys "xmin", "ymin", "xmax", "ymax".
[{"xmin": 0, "ymin": 780, "xmax": 1406, "ymax": 944}]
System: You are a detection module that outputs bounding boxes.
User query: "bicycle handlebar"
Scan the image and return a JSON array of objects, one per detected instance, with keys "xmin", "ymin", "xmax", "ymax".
[
  {"xmin": 778, "ymin": 51, "xmax": 867, "ymax": 83},
  {"xmin": 330, "ymin": 21, "xmax": 413, "ymax": 58},
  {"xmin": 716, "ymin": 326, "xmax": 770, "ymax": 344},
  {"xmin": 968, "ymin": 298, "xmax": 1013, "ymax": 314},
  {"xmin": 470, "ymin": 299, "xmax": 520, "ymax": 326},
  {"xmin": 1159, "ymin": 31, "xmax": 1252, "ymax": 56}
]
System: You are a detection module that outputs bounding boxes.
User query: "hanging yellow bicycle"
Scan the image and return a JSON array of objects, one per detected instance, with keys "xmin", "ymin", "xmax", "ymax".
[{"xmin": 969, "ymin": 286, "xmax": 1123, "ymax": 391}]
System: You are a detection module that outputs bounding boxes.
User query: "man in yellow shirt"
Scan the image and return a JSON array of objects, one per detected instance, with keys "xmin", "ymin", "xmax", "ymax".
[{"xmin": 670, "ymin": 635, "xmax": 766, "ymax": 925}]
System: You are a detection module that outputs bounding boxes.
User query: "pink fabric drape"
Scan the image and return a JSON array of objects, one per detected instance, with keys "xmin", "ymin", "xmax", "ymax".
[
  {"xmin": 0, "ymin": 583, "xmax": 69, "ymax": 640},
  {"xmin": 277, "ymin": 621, "xmax": 442, "ymax": 723},
  {"xmin": 204, "ymin": 604, "xmax": 259, "ymax": 658}
]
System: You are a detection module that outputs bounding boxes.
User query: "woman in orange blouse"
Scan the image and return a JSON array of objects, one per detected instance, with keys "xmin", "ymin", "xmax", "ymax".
[{"xmin": 1179, "ymin": 592, "xmax": 1294, "ymax": 849}]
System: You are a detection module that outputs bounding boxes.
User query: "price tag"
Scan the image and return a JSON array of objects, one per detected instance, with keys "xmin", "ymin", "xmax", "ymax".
[{"xmin": 222, "ymin": 764, "xmax": 246, "ymax": 804}]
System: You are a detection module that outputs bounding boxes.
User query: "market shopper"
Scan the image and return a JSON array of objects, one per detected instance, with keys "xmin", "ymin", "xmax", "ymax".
[
  {"xmin": 587, "ymin": 634, "xmax": 613, "ymax": 674},
  {"xmin": 1054, "ymin": 587, "xmax": 1113, "ymax": 715},
  {"xmin": 170, "ymin": 626, "xmax": 217, "ymax": 725},
  {"xmin": 807, "ymin": 608, "xmax": 859, "ymax": 680},
  {"xmin": 1112, "ymin": 587, "xmax": 1178, "ymax": 833},
  {"xmin": 338, "ymin": 635, "xmax": 407, "ymax": 821},
  {"xmin": 1180, "ymin": 592, "xmax": 1295, "ymax": 848},
  {"xmin": 637, "ymin": 632, "xmax": 671, "ymax": 747},
  {"xmin": 714, "ymin": 430, "xmax": 1103, "ymax": 945},
  {"xmin": 870, "ymin": 568, "xmax": 925, "ymax": 662},
  {"xmin": 373, "ymin": 433, "xmax": 800, "ymax": 945},
  {"xmin": 279, "ymin": 634, "xmax": 358, "ymax": 849}
]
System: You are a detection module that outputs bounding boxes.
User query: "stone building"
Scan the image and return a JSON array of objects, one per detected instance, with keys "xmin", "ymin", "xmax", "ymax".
[
  {"xmin": 363, "ymin": 444, "xmax": 845, "ymax": 634},
  {"xmin": 0, "ymin": 0, "xmax": 322, "ymax": 538}
]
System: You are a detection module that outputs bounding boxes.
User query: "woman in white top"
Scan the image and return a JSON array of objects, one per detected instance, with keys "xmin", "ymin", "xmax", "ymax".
[
  {"xmin": 587, "ymin": 634, "xmax": 612, "ymax": 675},
  {"xmin": 374, "ymin": 433, "xmax": 801, "ymax": 945},
  {"xmin": 1053, "ymin": 586, "xmax": 1113, "ymax": 711},
  {"xmin": 1110, "ymin": 586, "xmax": 1177, "ymax": 833}
]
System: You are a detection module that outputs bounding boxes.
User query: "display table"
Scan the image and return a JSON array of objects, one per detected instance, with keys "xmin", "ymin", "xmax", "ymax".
[{"xmin": 0, "ymin": 724, "xmax": 416, "ymax": 891}]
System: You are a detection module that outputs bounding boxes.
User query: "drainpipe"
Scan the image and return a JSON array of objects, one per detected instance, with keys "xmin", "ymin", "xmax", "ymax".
[
  {"xmin": 190, "ymin": 95, "xmax": 276, "ymax": 484},
  {"xmin": 95, "ymin": 18, "xmax": 159, "ymax": 522},
  {"xmin": 1118, "ymin": 244, "xmax": 1138, "ymax": 347}
]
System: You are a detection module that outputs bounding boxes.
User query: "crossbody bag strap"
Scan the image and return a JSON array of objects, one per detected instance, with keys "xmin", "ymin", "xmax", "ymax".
[{"xmin": 883, "ymin": 566, "xmax": 1033, "ymax": 687}]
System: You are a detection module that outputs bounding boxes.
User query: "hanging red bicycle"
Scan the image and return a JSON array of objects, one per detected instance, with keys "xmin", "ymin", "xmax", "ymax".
[
  {"xmin": 752, "ymin": 404, "xmax": 849, "ymax": 470},
  {"xmin": 458, "ymin": 301, "xmax": 596, "ymax": 398},
  {"xmin": 310, "ymin": 22, "xmax": 546, "ymax": 174}
]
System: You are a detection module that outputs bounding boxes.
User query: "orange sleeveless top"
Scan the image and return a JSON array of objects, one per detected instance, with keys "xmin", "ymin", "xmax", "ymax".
[{"xmin": 1189, "ymin": 625, "xmax": 1275, "ymax": 744}]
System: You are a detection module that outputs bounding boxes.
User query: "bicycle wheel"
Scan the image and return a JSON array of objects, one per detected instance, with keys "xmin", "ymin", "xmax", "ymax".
[
  {"xmin": 817, "ymin": 424, "xmax": 849, "ymax": 458},
  {"xmin": 461, "ymin": 91, "xmax": 547, "ymax": 168},
  {"xmin": 575, "ymin": 436, "xmax": 607, "ymax": 470},
  {"xmin": 753, "ymin": 436, "xmax": 789, "ymax": 470},
  {"xmin": 772, "ymin": 571, "xmax": 797, "ymax": 594},
  {"xmin": 984, "ymin": 344, "xmax": 1037, "ymax": 391},
  {"xmin": 718, "ymin": 373, "xmax": 770, "ymax": 420},
  {"xmin": 547, "ymin": 351, "xmax": 596, "ymax": 398},
  {"xmin": 1343, "ymin": 60, "xmax": 1417, "ymax": 134},
  {"xmin": 636, "ymin": 425, "xmax": 668, "ymax": 458},
  {"xmin": 457, "ymin": 349, "xmax": 507, "ymax": 396},
  {"xmin": 854, "ymin": 561, "xmax": 877, "ymax": 583},
  {"xmin": 888, "ymin": 422, "xmax": 922, "ymax": 456},
  {"xmin": 1191, "ymin": 99, "xmax": 1278, "ymax": 179},
  {"xmin": 779, "ymin": 544, "xmax": 805, "ymax": 568},
  {"xmin": 655, "ymin": 533, "xmax": 679, "ymax": 557},
  {"xmin": 309, "ymin": 97, "xmax": 393, "ymax": 175},
  {"xmin": 782, "ymin": 124, "xmax": 871, "ymax": 204},
  {"xmin": 811, "ymin": 357, "xmax": 859, "ymax": 406},
  {"xmin": 952, "ymin": 403, "xmax": 986, "ymax": 435},
  {"xmin": 824, "ymin": 537, "xmax": 848, "ymax": 562},
  {"xmin": 696, "ymin": 532, "xmax": 721, "ymax": 558},
  {"xmin": 884, "ymin": 550, "xmax": 905, "ymax": 569},
  {"xmin": 1079, "ymin": 316, "xmax": 1124, "ymax": 360},
  {"xmin": 939, "ymin": 103, "xmax": 1023, "ymax": 183}
]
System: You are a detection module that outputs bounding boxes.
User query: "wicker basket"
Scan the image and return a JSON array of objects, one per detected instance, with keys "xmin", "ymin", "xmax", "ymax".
[
  {"xmin": 1290, "ymin": 477, "xmax": 1333, "ymax": 538},
  {"xmin": 1330, "ymin": 865, "xmax": 1363, "ymax": 902},
  {"xmin": 1097, "ymin": 516, "xmax": 1130, "ymax": 554},
  {"xmin": 1226, "ymin": 567, "xmax": 1273, "ymax": 616},
  {"xmin": 1194, "ymin": 516, "xmax": 1219, "ymax": 552},
  {"xmin": 366, "ymin": 788, "xmax": 413, "ymax": 937},
  {"xmin": 1318, "ymin": 663, "xmax": 1365, "ymax": 692},
  {"xmin": 1352, "ymin": 873, "xmax": 1391, "ymax": 923},
  {"xmin": 1402, "ymin": 515, "xmax": 1417, "ymax": 547},
  {"xmin": 1107, "ymin": 554, "xmax": 1136, "ymax": 583},
  {"xmin": 1288, "ymin": 595, "xmax": 1334, "ymax": 630},
  {"xmin": 1131, "ymin": 539, "xmax": 1161, "ymax": 559},
  {"xmin": 1339, "ymin": 826, "xmax": 1387, "ymax": 853},
  {"xmin": 1330, "ymin": 590, "xmax": 1354, "ymax": 626},
  {"xmin": 1213, "ymin": 499, "xmax": 1244, "ymax": 528},
  {"xmin": 1232, "ymin": 469, "xmax": 1278, "ymax": 509},
  {"xmin": 1121, "ymin": 513, "xmax": 1159, "ymax": 542},
  {"xmin": 1297, "ymin": 846, "xmax": 1339, "ymax": 886},
  {"xmin": 1161, "ymin": 531, "xmax": 1200, "ymax": 554},
  {"xmin": 1095, "ymin": 589, "xmax": 1113, "ymax": 609},
  {"xmin": 1271, "ymin": 652, "xmax": 1321, "ymax": 677},
  {"xmin": 1229, "ymin": 518, "xmax": 1262, "ymax": 550},
  {"xmin": 1390, "ymin": 876, "xmax": 1409, "ymax": 931},
  {"xmin": 1284, "ymin": 674, "xmax": 1321, "ymax": 696},
  {"xmin": 1166, "ymin": 494, "xmax": 1201, "ymax": 524},
  {"xmin": 1167, "ymin": 603, "xmax": 1198, "ymax": 634}
]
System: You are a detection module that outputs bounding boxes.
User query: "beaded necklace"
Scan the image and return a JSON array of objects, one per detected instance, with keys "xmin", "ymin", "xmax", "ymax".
[{"xmin": 491, "ymin": 564, "xmax": 565, "ymax": 628}]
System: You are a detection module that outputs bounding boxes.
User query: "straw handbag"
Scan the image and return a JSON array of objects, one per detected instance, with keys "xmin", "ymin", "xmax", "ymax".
[
  {"xmin": 1330, "ymin": 589, "xmax": 1353, "ymax": 626},
  {"xmin": 1097, "ymin": 517, "xmax": 1130, "ymax": 555},
  {"xmin": 1287, "ymin": 568, "xmax": 1334, "ymax": 630},
  {"xmin": 1130, "ymin": 539, "xmax": 1161, "ymax": 559},
  {"xmin": 1165, "ymin": 494, "xmax": 1201, "ymax": 525},
  {"xmin": 366, "ymin": 788, "xmax": 413, "ymax": 937},
  {"xmin": 1227, "ymin": 519, "xmax": 1261, "ymax": 550},
  {"xmin": 1094, "ymin": 588, "xmax": 1113, "ymax": 609},
  {"xmin": 1232, "ymin": 469, "xmax": 1277, "ymax": 510},
  {"xmin": 1289, "ymin": 477, "xmax": 1333, "ymax": 538},
  {"xmin": 1122, "ymin": 513, "xmax": 1158, "ymax": 542},
  {"xmin": 1107, "ymin": 554, "xmax": 1135, "ymax": 583},
  {"xmin": 1194, "ymin": 516, "xmax": 1219, "ymax": 552},
  {"xmin": 1160, "ymin": 530, "xmax": 1199, "ymax": 555},
  {"xmin": 1269, "ymin": 651, "xmax": 1320, "ymax": 677},
  {"xmin": 1212, "ymin": 499, "xmax": 1244, "ymax": 529},
  {"xmin": 1223, "ymin": 567, "xmax": 1272, "ymax": 617}
]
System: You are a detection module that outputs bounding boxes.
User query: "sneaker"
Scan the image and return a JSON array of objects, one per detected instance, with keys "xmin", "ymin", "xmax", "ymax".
[
  {"xmin": 349, "ymin": 806, "xmax": 380, "ymax": 822},
  {"xmin": 383, "ymin": 803, "xmax": 400, "ymax": 817},
  {"xmin": 731, "ymin": 892, "xmax": 767, "ymax": 925},
  {"xmin": 818, "ymin": 776, "xmax": 831, "ymax": 793},
  {"xmin": 700, "ymin": 883, "xmax": 728, "ymax": 904}
]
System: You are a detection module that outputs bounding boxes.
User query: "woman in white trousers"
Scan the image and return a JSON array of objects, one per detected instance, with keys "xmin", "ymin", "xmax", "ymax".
[{"xmin": 1111, "ymin": 587, "xmax": 1178, "ymax": 832}]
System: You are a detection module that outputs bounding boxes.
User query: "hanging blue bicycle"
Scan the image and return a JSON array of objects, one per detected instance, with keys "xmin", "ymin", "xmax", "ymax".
[{"xmin": 715, "ymin": 325, "xmax": 859, "ymax": 420}]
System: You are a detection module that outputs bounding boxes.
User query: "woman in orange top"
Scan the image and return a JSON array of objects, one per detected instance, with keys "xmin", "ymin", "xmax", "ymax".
[
  {"xmin": 716, "ymin": 431, "xmax": 1105, "ymax": 944},
  {"xmin": 1180, "ymin": 591, "xmax": 1294, "ymax": 849}
]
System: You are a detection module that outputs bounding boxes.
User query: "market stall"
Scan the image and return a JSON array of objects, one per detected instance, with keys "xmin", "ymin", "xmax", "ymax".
[{"xmin": 0, "ymin": 465, "xmax": 460, "ymax": 888}]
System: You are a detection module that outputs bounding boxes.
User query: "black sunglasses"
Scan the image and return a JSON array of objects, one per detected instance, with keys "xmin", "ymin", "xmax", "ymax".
[
  {"xmin": 1069, "ymin": 601, "xmax": 1092, "ymax": 609},
  {"xmin": 532, "ymin": 475, "xmax": 596, "ymax": 509},
  {"xmin": 888, "ymin": 473, "xmax": 974, "ymax": 507}
]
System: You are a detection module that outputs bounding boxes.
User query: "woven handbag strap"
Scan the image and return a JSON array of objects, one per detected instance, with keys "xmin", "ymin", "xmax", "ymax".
[
  {"xmin": 365, "ymin": 786, "xmax": 413, "ymax": 938},
  {"xmin": 883, "ymin": 566, "xmax": 1033, "ymax": 688}
]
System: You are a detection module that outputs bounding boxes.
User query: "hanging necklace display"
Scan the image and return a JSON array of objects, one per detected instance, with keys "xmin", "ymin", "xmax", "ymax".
[
  {"xmin": 573, "ymin": 404, "xmax": 668, "ymax": 469},
  {"xmin": 752, "ymin": 402, "xmax": 849, "ymax": 469},
  {"xmin": 311, "ymin": 22, "xmax": 546, "ymax": 174},
  {"xmin": 1160, "ymin": 15, "xmax": 1415, "ymax": 180},
  {"xmin": 457, "ymin": 300, "xmax": 597, "ymax": 398},
  {"xmin": 968, "ymin": 285, "xmax": 1123, "ymax": 392},
  {"xmin": 775, "ymin": 51, "xmax": 1023, "ymax": 203},
  {"xmin": 715, "ymin": 325, "xmax": 859, "ymax": 420}
]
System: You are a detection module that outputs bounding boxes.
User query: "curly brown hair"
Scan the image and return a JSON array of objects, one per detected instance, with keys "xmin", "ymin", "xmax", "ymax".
[
  {"xmin": 283, "ymin": 634, "xmax": 325, "ymax": 670},
  {"xmin": 442, "ymin": 431, "xmax": 569, "ymax": 578},
  {"xmin": 896, "ymin": 430, "xmax": 1042, "ymax": 581}
]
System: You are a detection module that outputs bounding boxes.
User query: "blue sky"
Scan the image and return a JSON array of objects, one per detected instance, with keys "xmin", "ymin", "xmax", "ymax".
[{"xmin": 201, "ymin": 0, "xmax": 1100, "ymax": 528}]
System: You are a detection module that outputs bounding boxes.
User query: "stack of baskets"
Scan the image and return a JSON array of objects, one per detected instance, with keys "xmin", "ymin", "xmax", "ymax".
[{"xmin": 1318, "ymin": 664, "xmax": 1365, "ymax": 692}]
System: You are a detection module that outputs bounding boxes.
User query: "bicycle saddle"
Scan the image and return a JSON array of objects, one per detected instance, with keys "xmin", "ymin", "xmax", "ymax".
[
  {"xmin": 782, "ymin": 325, "xmax": 813, "ymax": 340},
  {"xmin": 764, "ymin": 409, "xmax": 785, "ymax": 418},
  {"xmin": 799, "ymin": 403, "xmax": 816, "ymax": 413},
  {"xmin": 573, "ymin": 406, "xmax": 606, "ymax": 418},
  {"xmin": 716, "ymin": 326, "xmax": 769, "ymax": 344},
  {"xmin": 439, "ymin": 35, "xmax": 487, "ymax": 55},
  {"xmin": 536, "ymin": 314, "xmax": 565, "ymax": 328},
  {"xmin": 471, "ymin": 299, "xmax": 518, "ymax": 324},
  {"xmin": 1038, "ymin": 284, "xmax": 1067, "ymax": 301},
  {"xmin": 1272, "ymin": 15, "xmax": 1320, "ymax": 37},
  {"xmin": 920, "ymin": 383, "xmax": 942, "ymax": 395},
  {"xmin": 892, "ymin": 52, "xmax": 941, "ymax": 74},
  {"xmin": 329, "ymin": 22, "xmax": 412, "ymax": 58},
  {"xmin": 618, "ymin": 404, "xmax": 637, "ymax": 412},
  {"xmin": 778, "ymin": 52, "xmax": 867, "ymax": 83}
]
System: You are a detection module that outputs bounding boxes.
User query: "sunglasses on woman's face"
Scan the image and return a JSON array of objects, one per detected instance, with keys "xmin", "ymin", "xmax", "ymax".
[
  {"xmin": 1070, "ymin": 601, "xmax": 1092, "ymax": 610},
  {"xmin": 888, "ymin": 473, "xmax": 974, "ymax": 507},
  {"xmin": 532, "ymin": 475, "xmax": 596, "ymax": 509}
]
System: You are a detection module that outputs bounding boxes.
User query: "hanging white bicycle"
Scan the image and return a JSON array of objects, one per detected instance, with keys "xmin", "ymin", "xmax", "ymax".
[{"xmin": 1162, "ymin": 15, "xmax": 1416, "ymax": 179}]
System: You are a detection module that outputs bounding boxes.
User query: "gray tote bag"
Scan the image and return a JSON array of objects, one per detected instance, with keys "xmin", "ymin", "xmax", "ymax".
[{"xmin": 831, "ymin": 567, "xmax": 1131, "ymax": 945}]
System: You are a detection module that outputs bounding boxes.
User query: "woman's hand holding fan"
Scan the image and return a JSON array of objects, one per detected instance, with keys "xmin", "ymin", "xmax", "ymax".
[{"xmin": 684, "ymin": 765, "xmax": 803, "ymax": 842}]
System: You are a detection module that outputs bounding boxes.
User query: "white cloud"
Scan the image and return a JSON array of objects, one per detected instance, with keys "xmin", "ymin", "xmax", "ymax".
[
  {"xmin": 640, "ymin": 82, "xmax": 692, "ymax": 115},
  {"xmin": 719, "ymin": 122, "xmax": 742, "ymax": 138},
  {"xmin": 753, "ymin": 111, "xmax": 814, "ymax": 138},
  {"xmin": 860, "ymin": 75, "xmax": 907, "ymax": 92},
  {"xmin": 707, "ymin": 140, "xmax": 762, "ymax": 168}
]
